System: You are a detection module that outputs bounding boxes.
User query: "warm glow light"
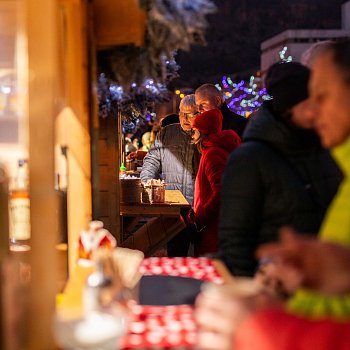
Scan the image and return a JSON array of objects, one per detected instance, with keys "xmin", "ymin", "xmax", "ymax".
[
  {"xmin": 175, "ymin": 89, "xmax": 181, "ymax": 95},
  {"xmin": 179, "ymin": 93, "xmax": 185, "ymax": 98}
]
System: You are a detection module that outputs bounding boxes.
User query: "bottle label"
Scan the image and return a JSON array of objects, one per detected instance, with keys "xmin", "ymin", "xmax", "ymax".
[{"xmin": 9, "ymin": 197, "xmax": 31, "ymax": 240}]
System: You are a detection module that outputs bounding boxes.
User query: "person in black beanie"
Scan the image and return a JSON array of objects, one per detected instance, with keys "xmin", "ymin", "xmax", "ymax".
[
  {"xmin": 266, "ymin": 62, "xmax": 309, "ymax": 113},
  {"xmin": 265, "ymin": 62, "xmax": 313, "ymax": 126},
  {"xmin": 217, "ymin": 61, "xmax": 343, "ymax": 279}
]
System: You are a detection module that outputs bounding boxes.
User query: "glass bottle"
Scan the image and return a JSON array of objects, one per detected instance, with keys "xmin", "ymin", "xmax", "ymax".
[
  {"xmin": 9, "ymin": 159, "xmax": 31, "ymax": 251},
  {"xmin": 119, "ymin": 163, "xmax": 126, "ymax": 178}
]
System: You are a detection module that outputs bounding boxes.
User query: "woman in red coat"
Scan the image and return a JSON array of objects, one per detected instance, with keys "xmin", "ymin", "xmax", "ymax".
[{"xmin": 191, "ymin": 108, "xmax": 241, "ymax": 256}]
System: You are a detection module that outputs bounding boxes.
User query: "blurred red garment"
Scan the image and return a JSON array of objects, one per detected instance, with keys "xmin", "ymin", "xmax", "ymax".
[{"xmin": 235, "ymin": 307, "xmax": 350, "ymax": 350}]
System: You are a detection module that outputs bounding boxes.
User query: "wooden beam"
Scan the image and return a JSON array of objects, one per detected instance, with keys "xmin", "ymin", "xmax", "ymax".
[{"xmin": 26, "ymin": 0, "xmax": 60, "ymax": 348}]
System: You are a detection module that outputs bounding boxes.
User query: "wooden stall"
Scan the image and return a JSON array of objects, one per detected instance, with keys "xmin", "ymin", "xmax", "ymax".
[
  {"xmin": 0, "ymin": 0, "xmax": 148, "ymax": 348},
  {"xmin": 0, "ymin": 0, "xmax": 89, "ymax": 348},
  {"xmin": 0, "ymin": 0, "xmax": 215, "ymax": 348},
  {"xmin": 92, "ymin": 0, "xmax": 146, "ymax": 245}
]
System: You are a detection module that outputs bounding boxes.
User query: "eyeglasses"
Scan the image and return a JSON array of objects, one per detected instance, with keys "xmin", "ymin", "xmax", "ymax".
[{"xmin": 180, "ymin": 111, "xmax": 199, "ymax": 120}]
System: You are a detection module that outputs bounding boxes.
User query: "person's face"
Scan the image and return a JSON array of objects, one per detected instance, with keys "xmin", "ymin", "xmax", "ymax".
[
  {"xmin": 195, "ymin": 92, "xmax": 222, "ymax": 113},
  {"xmin": 290, "ymin": 98, "xmax": 318, "ymax": 129},
  {"xmin": 179, "ymin": 105, "xmax": 198, "ymax": 131},
  {"xmin": 310, "ymin": 52, "xmax": 350, "ymax": 148}
]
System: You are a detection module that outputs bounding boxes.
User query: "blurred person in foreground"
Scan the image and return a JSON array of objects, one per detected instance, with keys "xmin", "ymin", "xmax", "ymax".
[
  {"xmin": 218, "ymin": 62, "xmax": 341, "ymax": 278},
  {"xmin": 190, "ymin": 109, "xmax": 240, "ymax": 256},
  {"xmin": 140, "ymin": 94, "xmax": 200, "ymax": 256},
  {"xmin": 195, "ymin": 38, "xmax": 350, "ymax": 350},
  {"xmin": 195, "ymin": 83, "xmax": 248, "ymax": 137},
  {"xmin": 300, "ymin": 39, "xmax": 333, "ymax": 68}
]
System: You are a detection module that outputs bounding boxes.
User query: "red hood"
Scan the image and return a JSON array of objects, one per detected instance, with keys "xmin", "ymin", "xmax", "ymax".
[
  {"xmin": 202, "ymin": 130, "xmax": 241, "ymax": 153},
  {"xmin": 193, "ymin": 109, "xmax": 223, "ymax": 134}
]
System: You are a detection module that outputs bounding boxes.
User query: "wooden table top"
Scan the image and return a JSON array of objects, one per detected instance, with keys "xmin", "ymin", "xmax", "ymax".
[
  {"xmin": 164, "ymin": 190, "xmax": 191, "ymax": 207},
  {"xmin": 120, "ymin": 190, "xmax": 191, "ymax": 216}
]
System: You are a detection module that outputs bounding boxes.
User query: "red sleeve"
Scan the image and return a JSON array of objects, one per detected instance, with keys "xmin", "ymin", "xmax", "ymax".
[
  {"xmin": 195, "ymin": 148, "xmax": 226, "ymax": 225},
  {"xmin": 235, "ymin": 307, "xmax": 350, "ymax": 350}
]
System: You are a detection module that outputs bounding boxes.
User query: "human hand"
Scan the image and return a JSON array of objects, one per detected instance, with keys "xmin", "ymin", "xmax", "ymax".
[
  {"xmin": 126, "ymin": 150, "xmax": 147, "ymax": 161},
  {"xmin": 254, "ymin": 261, "xmax": 293, "ymax": 301},
  {"xmin": 186, "ymin": 208, "xmax": 196, "ymax": 226},
  {"xmin": 194, "ymin": 281, "xmax": 271, "ymax": 350},
  {"xmin": 257, "ymin": 227, "xmax": 350, "ymax": 296}
]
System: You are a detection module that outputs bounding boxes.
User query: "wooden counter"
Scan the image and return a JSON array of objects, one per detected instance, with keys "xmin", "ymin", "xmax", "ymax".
[
  {"xmin": 120, "ymin": 190, "xmax": 191, "ymax": 256},
  {"xmin": 120, "ymin": 190, "xmax": 191, "ymax": 217}
]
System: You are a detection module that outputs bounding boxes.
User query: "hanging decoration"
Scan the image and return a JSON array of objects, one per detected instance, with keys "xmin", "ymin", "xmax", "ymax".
[
  {"xmin": 98, "ymin": 73, "xmax": 172, "ymax": 132},
  {"xmin": 217, "ymin": 74, "xmax": 270, "ymax": 117},
  {"xmin": 217, "ymin": 46, "xmax": 293, "ymax": 117},
  {"xmin": 97, "ymin": 0, "xmax": 216, "ymax": 128},
  {"xmin": 279, "ymin": 46, "xmax": 293, "ymax": 62}
]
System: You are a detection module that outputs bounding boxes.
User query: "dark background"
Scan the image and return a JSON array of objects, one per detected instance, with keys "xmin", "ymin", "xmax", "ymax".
[{"xmin": 170, "ymin": 0, "xmax": 348, "ymax": 89}]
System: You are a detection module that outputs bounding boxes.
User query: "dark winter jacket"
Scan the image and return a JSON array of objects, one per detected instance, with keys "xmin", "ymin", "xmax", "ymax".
[
  {"xmin": 194, "ymin": 130, "xmax": 241, "ymax": 256},
  {"xmin": 220, "ymin": 103, "xmax": 248, "ymax": 137},
  {"xmin": 140, "ymin": 123, "xmax": 200, "ymax": 204},
  {"xmin": 218, "ymin": 103, "xmax": 343, "ymax": 276}
]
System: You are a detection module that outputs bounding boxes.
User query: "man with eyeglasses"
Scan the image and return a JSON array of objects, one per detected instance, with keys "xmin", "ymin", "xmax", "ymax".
[
  {"xmin": 141, "ymin": 94, "xmax": 201, "ymax": 256},
  {"xmin": 195, "ymin": 83, "xmax": 248, "ymax": 137},
  {"xmin": 180, "ymin": 110, "xmax": 200, "ymax": 129}
]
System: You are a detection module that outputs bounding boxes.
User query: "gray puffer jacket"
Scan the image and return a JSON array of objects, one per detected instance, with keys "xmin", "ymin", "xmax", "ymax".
[{"xmin": 140, "ymin": 124, "xmax": 201, "ymax": 204}]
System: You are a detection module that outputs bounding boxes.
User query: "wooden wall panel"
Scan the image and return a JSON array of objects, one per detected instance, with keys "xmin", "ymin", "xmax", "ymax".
[
  {"xmin": 97, "ymin": 115, "xmax": 120, "ymax": 243},
  {"xmin": 99, "ymin": 191, "xmax": 109, "ymax": 217},
  {"xmin": 99, "ymin": 164, "xmax": 109, "ymax": 192},
  {"xmin": 92, "ymin": 0, "xmax": 146, "ymax": 48},
  {"xmin": 98, "ymin": 138, "xmax": 109, "ymax": 165}
]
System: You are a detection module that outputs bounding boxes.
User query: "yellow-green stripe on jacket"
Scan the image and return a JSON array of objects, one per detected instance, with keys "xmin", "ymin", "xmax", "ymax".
[{"xmin": 288, "ymin": 136, "xmax": 350, "ymax": 321}]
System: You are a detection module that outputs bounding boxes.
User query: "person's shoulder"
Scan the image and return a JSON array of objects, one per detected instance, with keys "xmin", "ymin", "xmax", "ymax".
[
  {"xmin": 158, "ymin": 123, "xmax": 188, "ymax": 143},
  {"xmin": 162, "ymin": 123, "xmax": 182, "ymax": 133},
  {"xmin": 232, "ymin": 111, "xmax": 248, "ymax": 122},
  {"xmin": 225, "ymin": 142, "xmax": 272, "ymax": 177},
  {"xmin": 229, "ymin": 140, "xmax": 272, "ymax": 162},
  {"xmin": 157, "ymin": 123, "xmax": 179, "ymax": 136},
  {"xmin": 220, "ymin": 104, "xmax": 247, "ymax": 120}
]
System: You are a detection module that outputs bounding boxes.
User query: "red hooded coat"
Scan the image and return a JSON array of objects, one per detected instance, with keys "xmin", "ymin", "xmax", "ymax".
[{"xmin": 192, "ymin": 109, "xmax": 241, "ymax": 256}]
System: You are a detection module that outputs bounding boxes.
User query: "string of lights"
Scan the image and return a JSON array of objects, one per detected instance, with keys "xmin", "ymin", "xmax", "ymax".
[
  {"xmin": 100, "ymin": 44, "xmax": 294, "ymax": 125},
  {"xmin": 216, "ymin": 74, "xmax": 269, "ymax": 117},
  {"xmin": 279, "ymin": 46, "xmax": 293, "ymax": 62},
  {"xmin": 203, "ymin": 46, "xmax": 292, "ymax": 117}
]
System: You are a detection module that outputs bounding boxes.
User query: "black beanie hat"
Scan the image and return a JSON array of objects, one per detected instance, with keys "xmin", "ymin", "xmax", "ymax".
[{"xmin": 265, "ymin": 62, "xmax": 310, "ymax": 116}]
